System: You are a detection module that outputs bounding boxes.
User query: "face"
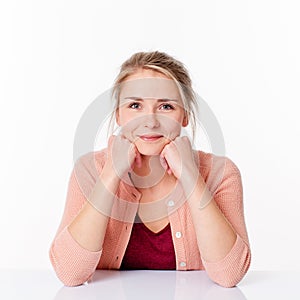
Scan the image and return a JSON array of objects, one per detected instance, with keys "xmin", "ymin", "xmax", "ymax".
[{"xmin": 116, "ymin": 69, "xmax": 188, "ymax": 156}]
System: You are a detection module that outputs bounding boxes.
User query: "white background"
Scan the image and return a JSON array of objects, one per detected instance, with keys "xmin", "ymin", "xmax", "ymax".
[{"xmin": 0, "ymin": 0, "xmax": 299, "ymax": 271}]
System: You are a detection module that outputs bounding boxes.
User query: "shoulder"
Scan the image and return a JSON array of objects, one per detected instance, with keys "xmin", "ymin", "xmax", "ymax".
[
  {"xmin": 195, "ymin": 149, "xmax": 241, "ymax": 175},
  {"xmin": 194, "ymin": 150, "xmax": 242, "ymax": 195},
  {"xmin": 75, "ymin": 148, "xmax": 107, "ymax": 167},
  {"xmin": 69, "ymin": 148, "xmax": 109, "ymax": 198},
  {"xmin": 73, "ymin": 148, "xmax": 108, "ymax": 180}
]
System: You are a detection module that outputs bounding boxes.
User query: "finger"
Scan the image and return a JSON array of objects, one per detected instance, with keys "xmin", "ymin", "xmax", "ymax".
[
  {"xmin": 160, "ymin": 155, "xmax": 169, "ymax": 171},
  {"xmin": 159, "ymin": 154, "xmax": 166, "ymax": 169},
  {"xmin": 108, "ymin": 135, "xmax": 116, "ymax": 147},
  {"xmin": 160, "ymin": 148, "xmax": 166, "ymax": 161},
  {"xmin": 160, "ymin": 148, "xmax": 171, "ymax": 172},
  {"xmin": 135, "ymin": 148, "xmax": 142, "ymax": 168},
  {"xmin": 120, "ymin": 133, "xmax": 127, "ymax": 140},
  {"xmin": 161, "ymin": 147, "xmax": 173, "ymax": 175},
  {"xmin": 164, "ymin": 159, "xmax": 171, "ymax": 173}
]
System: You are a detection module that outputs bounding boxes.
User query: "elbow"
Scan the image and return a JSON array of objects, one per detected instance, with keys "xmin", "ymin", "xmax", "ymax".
[
  {"xmin": 202, "ymin": 235, "xmax": 252, "ymax": 288},
  {"xmin": 55, "ymin": 270, "xmax": 89, "ymax": 287},
  {"xmin": 58, "ymin": 275, "xmax": 89, "ymax": 287},
  {"xmin": 49, "ymin": 247, "xmax": 94, "ymax": 287},
  {"xmin": 48, "ymin": 227, "xmax": 102, "ymax": 287},
  {"xmin": 211, "ymin": 248, "xmax": 252, "ymax": 288}
]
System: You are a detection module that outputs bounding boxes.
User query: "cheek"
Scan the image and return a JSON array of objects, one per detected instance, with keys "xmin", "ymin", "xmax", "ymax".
[
  {"xmin": 134, "ymin": 138, "xmax": 167, "ymax": 156},
  {"xmin": 118, "ymin": 107, "xmax": 142, "ymax": 125},
  {"xmin": 118, "ymin": 113, "xmax": 183, "ymax": 140},
  {"xmin": 118, "ymin": 109, "xmax": 130, "ymax": 124},
  {"xmin": 119, "ymin": 116, "xmax": 140, "ymax": 141},
  {"xmin": 163, "ymin": 118, "xmax": 182, "ymax": 138}
]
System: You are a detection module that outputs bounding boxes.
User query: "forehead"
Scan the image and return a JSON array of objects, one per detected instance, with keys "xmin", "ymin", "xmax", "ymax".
[{"xmin": 119, "ymin": 70, "xmax": 181, "ymax": 101}]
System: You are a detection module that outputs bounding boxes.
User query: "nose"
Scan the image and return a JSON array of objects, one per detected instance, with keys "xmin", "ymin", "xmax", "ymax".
[{"xmin": 143, "ymin": 113, "xmax": 160, "ymax": 128}]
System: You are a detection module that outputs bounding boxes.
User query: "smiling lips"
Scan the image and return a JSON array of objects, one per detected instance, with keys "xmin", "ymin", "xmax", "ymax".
[{"xmin": 139, "ymin": 135, "xmax": 163, "ymax": 142}]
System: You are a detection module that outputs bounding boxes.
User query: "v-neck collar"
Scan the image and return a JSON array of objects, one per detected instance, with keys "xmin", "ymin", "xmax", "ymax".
[{"xmin": 134, "ymin": 213, "xmax": 171, "ymax": 235}]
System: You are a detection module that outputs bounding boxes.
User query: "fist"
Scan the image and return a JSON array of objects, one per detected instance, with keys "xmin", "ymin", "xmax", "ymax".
[{"xmin": 105, "ymin": 135, "xmax": 142, "ymax": 178}]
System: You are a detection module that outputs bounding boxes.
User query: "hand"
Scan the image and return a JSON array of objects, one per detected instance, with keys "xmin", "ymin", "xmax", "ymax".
[
  {"xmin": 104, "ymin": 135, "xmax": 142, "ymax": 178},
  {"xmin": 160, "ymin": 136, "xmax": 199, "ymax": 181}
]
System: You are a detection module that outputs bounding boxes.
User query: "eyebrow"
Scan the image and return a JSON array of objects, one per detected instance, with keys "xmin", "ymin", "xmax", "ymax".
[{"xmin": 123, "ymin": 97, "xmax": 179, "ymax": 102}]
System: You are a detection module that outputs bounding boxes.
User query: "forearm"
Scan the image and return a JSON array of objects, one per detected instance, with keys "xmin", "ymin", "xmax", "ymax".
[
  {"xmin": 68, "ymin": 167, "xmax": 120, "ymax": 252},
  {"xmin": 185, "ymin": 176, "xmax": 237, "ymax": 262}
]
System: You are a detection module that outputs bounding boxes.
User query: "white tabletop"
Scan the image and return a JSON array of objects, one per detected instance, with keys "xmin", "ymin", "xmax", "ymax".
[{"xmin": 1, "ymin": 269, "xmax": 300, "ymax": 300}]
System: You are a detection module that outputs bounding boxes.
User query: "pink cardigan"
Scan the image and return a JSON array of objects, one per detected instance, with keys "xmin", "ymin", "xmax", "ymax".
[{"xmin": 49, "ymin": 149, "xmax": 251, "ymax": 287}]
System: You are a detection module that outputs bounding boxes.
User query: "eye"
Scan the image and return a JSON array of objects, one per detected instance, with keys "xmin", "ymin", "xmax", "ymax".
[
  {"xmin": 160, "ymin": 104, "xmax": 175, "ymax": 110},
  {"xmin": 128, "ymin": 102, "xmax": 141, "ymax": 109}
]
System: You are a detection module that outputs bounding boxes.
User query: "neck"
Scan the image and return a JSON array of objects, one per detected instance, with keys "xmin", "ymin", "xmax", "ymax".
[
  {"xmin": 130, "ymin": 154, "xmax": 175, "ymax": 191},
  {"xmin": 132, "ymin": 154, "xmax": 160, "ymax": 175}
]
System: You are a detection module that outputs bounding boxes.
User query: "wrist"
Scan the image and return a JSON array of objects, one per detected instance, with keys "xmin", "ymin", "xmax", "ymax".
[
  {"xmin": 100, "ymin": 165, "xmax": 121, "ymax": 193},
  {"xmin": 180, "ymin": 168, "xmax": 202, "ymax": 196},
  {"xmin": 180, "ymin": 166, "xmax": 199, "ymax": 184}
]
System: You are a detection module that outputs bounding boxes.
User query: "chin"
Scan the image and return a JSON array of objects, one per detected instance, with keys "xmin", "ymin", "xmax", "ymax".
[{"xmin": 135, "ymin": 142, "xmax": 165, "ymax": 156}]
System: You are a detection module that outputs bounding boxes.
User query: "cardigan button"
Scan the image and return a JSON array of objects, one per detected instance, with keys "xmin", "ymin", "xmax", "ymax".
[
  {"xmin": 167, "ymin": 200, "xmax": 175, "ymax": 207},
  {"xmin": 180, "ymin": 261, "xmax": 186, "ymax": 267},
  {"xmin": 175, "ymin": 231, "xmax": 182, "ymax": 238}
]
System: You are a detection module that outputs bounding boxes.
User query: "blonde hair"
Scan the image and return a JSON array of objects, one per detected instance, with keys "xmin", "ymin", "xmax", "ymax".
[{"xmin": 108, "ymin": 51, "xmax": 199, "ymax": 143}]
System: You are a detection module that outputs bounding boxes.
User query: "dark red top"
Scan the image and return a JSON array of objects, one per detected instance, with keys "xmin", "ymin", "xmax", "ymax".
[{"xmin": 120, "ymin": 213, "xmax": 176, "ymax": 270}]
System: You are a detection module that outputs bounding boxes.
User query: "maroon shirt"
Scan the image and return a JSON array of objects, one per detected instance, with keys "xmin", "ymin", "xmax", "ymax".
[{"xmin": 120, "ymin": 213, "xmax": 176, "ymax": 270}]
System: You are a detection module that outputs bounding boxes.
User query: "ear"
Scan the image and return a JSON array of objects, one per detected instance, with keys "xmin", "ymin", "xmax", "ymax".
[
  {"xmin": 116, "ymin": 108, "xmax": 120, "ymax": 126},
  {"xmin": 182, "ymin": 112, "xmax": 189, "ymax": 127}
]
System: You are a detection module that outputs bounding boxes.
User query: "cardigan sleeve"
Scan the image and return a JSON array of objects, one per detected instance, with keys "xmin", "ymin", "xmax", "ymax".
[
  {"xmin": 201, "ymin": 157, "xmax": 251, "ymax": 288},
  {"xmin": 49, "ymin": 151, "xmax": 105, "ymax": 286}
]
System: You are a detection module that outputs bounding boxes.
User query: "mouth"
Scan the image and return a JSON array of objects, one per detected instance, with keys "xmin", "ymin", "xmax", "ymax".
[{"xmin": 138, "ymin": 135, "xmax": 164, "ymax": 142}]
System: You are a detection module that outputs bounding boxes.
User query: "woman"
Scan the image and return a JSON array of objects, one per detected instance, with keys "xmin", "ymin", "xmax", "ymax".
[{"xmin": 49, "ymin": 51, "xmax": 251, "ymax": 288}]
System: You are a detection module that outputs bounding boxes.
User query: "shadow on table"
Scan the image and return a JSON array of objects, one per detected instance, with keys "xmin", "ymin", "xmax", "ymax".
[{"xmin": 53, "ymin": 270, "xmax": 247, "ymax": 300}]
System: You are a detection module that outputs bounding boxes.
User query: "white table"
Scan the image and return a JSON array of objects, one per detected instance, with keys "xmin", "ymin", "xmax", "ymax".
[{"xmin": 1, "ymin": 269, "xmax": 300, "ymax": 299}]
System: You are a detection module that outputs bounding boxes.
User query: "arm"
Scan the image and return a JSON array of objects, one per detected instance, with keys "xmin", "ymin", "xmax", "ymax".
[
  {"xmin": 159, "ymin": 137, "xmax": 251, "ymax": 287},
  {"xmin": 49, "ymin": 152, "xmax": 120, "ymax": 287},
  {"xmin": 185, "ymin": 157, "xmax": 251, "ymax": 287},
  {"xmin": 68, "ymin": 169, "xmax": 120, "ymax": 252}
]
